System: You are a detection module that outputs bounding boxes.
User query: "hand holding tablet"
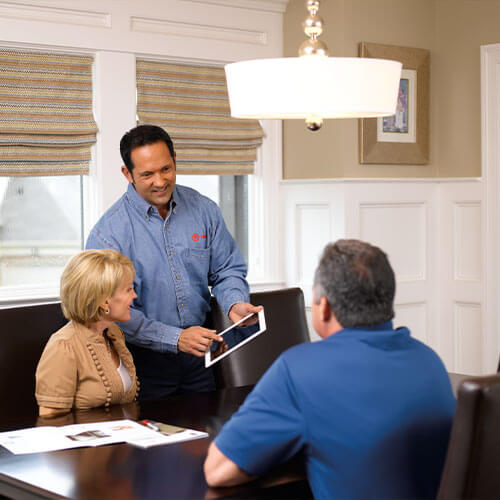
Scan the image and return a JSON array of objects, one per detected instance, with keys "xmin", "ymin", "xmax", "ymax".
[{"xmin": 205, "ymin": 308, "xmax": 266, "ymax": 368}]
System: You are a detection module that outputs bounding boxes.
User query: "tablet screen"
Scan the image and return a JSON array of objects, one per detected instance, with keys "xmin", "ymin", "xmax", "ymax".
[{"xmin": 205, "ymin": 309, "xmax": 266, "ymax": 367}]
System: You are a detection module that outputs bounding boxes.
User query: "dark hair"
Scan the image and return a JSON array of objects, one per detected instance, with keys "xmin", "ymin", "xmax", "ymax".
[
  {"xmin": 120, "ymin": 125, "xmax": 175, "ymax": 173},
  {"xmin": 313, "ymin": 239, "xmax": 395, "ymax": 328}
]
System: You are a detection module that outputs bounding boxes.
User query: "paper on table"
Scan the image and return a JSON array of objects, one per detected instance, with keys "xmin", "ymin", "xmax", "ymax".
[
  {"xmin": 0, "ymin": 419, "xmax": 160, "ymax": 455},
  {"xmin": 129, "ymin": 420, "xmax": 208, "ymax": 448}
]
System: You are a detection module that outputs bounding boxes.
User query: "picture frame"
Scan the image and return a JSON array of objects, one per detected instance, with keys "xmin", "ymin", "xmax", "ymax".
[{"xmin": 358, "ymin": 42, "xmax": 430, "ymax": 165}]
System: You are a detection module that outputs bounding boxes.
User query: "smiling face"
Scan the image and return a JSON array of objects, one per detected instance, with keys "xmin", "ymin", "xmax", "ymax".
[
  {"xmin": 106, "ymin": 271, "xmax": 137, "ymax": 323},
  {"xmin": 121, "ymin": 140, "xmax": 176, "ymax": 218}
]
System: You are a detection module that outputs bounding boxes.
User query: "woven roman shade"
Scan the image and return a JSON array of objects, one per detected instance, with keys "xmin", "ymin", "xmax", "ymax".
[
  {"xmin": 0, "ymin": 49, "xmax": 98, "ymax": 176},
  {"xmin": 136, "ymin": 59, "xmax": 264, "ymax": 175}
]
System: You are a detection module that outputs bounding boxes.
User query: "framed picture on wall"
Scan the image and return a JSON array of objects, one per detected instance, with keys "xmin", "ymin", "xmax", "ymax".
[{"xmin": 358, "ymin": 42, "xmax": 430, "ymax": 165}]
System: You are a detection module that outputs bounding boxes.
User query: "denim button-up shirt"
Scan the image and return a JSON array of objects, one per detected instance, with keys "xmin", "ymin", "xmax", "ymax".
[{"xmin": 86, "ymin": 183, "xmax": 249, "ymax": 353}]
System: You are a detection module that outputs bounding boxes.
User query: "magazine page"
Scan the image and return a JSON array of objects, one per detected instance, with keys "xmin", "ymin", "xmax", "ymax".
[
  {"xmin": 127, "ymin": 420, "xmax": 208, "ymax": 448},
  {"xmin": 0, "ymin": 419, "xmax": 159, "ymax": 455}
]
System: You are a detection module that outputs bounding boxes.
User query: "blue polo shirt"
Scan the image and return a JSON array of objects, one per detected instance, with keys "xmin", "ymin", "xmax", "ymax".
[{"xmin": 215, "ymin": 322, "xmax": 456, "ymax": 500}]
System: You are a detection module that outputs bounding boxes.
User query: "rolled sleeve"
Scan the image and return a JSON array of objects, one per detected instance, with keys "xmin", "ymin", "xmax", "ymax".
[
  {"xmin": 35, "ymin": 338, "xmax": 77, "ymax": 409},
  {"xmin": 118, "ymin": 307, "xmax": 182, "ymax": 353}
]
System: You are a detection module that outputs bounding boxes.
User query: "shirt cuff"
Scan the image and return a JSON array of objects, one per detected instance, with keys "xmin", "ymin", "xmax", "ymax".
[
  {"xmin": 35, "ymin": 394, "xmax": 73, "ymax": 409},
  {"xmin": 223, "ymin": 292, "xmax": 250, "ymax": 316},
  {"xmin": 160, "ymin": 325, "xmax": 182, "ymax": 354}
]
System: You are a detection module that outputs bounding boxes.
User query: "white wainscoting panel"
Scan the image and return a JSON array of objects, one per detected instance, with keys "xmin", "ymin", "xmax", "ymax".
[
  {"xmin": 283, "ymin": 182, "xmax": 346, "ymax": 307},
  {"xmin": 295, "ymin": 204, "xmax": 330, "ymax": 291},
  {"xmin": 454, "ymin": 202, "xmax": 481, "ymax": 281},
  {"xmin": 345, "ymin": 182, "xmax": 438, "ymax": 354},
  {"xmin": 454, "ymin": 302, "xmax": 483, "ymax": 375},
  {"xmin": 394, "ymin": 302, "xmax": 427, "ymax": 344},
  {"xmin": 359, "ymin": 202, "xmax": 426, "ymax": 282},
  {"xmin": 439, "ymin": 181, "xmax": 485, "ymax": 373},
  {"xmin": 282, "ymin": 178, "xmax": 486, "ymax": 373}
]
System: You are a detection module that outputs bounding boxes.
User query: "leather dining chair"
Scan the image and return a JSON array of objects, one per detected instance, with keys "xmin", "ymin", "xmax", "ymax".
[
  {"xmin": 437, "ymin": 373, "xmax": 500, "ymax": 500},
  {"xmin": 0, "ymin": 302, "xmax": 66, "ymax": 418},
  {"xmin": 209, "ymin": 287, "xmax": 310, "ymax": 389}
]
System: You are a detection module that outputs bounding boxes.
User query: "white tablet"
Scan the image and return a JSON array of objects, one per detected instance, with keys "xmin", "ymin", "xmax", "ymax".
[{"xmin": 205, "ymin": 308, "xmax": 266, "ymax": 368}]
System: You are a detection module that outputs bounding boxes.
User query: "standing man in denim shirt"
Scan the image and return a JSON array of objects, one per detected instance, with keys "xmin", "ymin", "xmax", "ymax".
[{"xmin": 86, "ymin": 125, "xmax": 260, "ymax": 400}]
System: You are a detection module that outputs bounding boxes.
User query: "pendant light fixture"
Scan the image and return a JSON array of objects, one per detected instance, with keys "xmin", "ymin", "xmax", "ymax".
[{"xmin": 225, "ymin": 0, "xmax": 402, "ymax": 131}]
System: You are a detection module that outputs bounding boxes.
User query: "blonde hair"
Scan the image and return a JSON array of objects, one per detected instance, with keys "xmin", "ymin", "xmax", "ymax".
[{"xmin": 60, "ymin": 249, "xmax": 135, "ymax": 326}]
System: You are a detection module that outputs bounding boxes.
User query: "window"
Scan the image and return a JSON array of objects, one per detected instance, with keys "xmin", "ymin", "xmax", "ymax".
[
  {"xmin": 0, "ymin": 176, "xmax": 83, "ymax": 288},
  {"xmin": 0, "ymin": 48, "xmax": 97, "ymax": 301},
  {"xmin": 176, "ymin": 174, "xmax": 249, "ymax": 262}
]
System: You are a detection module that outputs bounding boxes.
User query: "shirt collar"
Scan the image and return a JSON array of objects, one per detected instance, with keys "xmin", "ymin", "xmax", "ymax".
[
  {"xmin": 330, "ymin": 321, "xmax": 401, "ymax": 340},
  {"xmin": 71, "ymin": 321, "xmax": 106, "ymax": 344},
  {"xmin": 125, "ymin": 182, "xmax": 178, "ymax": 218}
]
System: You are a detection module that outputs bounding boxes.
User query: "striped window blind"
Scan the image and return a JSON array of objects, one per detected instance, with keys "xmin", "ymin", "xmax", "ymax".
[
  {"xmin": 136, "ymin": 59, "xmax": 264, "ymax": 175},
  {"xmin": 0, "ymin": 49, "xmax": 98, "ymax": 176}
]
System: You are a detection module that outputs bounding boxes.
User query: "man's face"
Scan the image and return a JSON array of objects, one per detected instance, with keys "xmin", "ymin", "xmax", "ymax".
[{"xmin": 122, "ymin": 141, "xmax": 176, "ymax": 211}]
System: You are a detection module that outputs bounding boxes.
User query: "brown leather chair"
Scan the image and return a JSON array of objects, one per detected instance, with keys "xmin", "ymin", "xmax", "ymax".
[
  {"xmin": 437, "ymin": 373, "xmax": 500, "ymax": 500},
  {"xmin": 210, "ymin": 287, "xmax": 310, "ymax": 389},
  {"xmin": 0, "ymin": 302, "xmax": 66, "ymax": 420}
]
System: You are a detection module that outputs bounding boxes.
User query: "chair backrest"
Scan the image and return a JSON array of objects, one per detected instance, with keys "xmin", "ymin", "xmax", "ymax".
[
  {"xmin": 437, "ymin": 373, "xmax": 500, "ymax": 500},
  {"xmin": 0, "ymin": 302, "xmax": 66, "ymax": 419},
  {"xmin": 210, "ymin": 287, "xmax": 310, "ymax": 388}
]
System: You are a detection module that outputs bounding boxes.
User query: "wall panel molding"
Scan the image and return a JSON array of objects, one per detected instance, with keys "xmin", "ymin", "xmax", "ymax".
[
  {"xmin": 454, "ymin": 301, "xmax": 482, "ymax": 374},
  {"xmin": 131, "ymin": 16, "xmax": 267, "ymax": 45},
  {"xmin": 295, "ymin": 203, "xmax": 330, "ymax": 296},
  {"xmin": 283, "ymin": 178, "xmax": 487, "ymax": 373},
  {"xmin": 180, "ymin": 0, "xmax": 289, "ymax": 13},
  {"xmin": 394, "ymin": 302, "xmax": 427, "ymax": 344},
  {"xmin": 453, "ymin": 201, "xmax": 481, "ymax": 282},
  {"xmin": 0, "ymin": 2, "xmax": 111, "ymax": 28},
  {"xmin": 359, "ymin": 201, "xmax": 426, "ymax": 283}
]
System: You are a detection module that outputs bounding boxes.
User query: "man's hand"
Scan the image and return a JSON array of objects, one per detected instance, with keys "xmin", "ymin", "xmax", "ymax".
[
  {"xmin": 228, "ymin": 302, "xmax": 262, "ymax": 324},
  {"xmin": 178, "ymin": 327, "xmax": 222, "ymax": 357}
]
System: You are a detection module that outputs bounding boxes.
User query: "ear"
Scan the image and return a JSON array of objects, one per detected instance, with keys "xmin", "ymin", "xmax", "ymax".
[
  {"xmin": 99, "ymin": 298, "xmax": 110, "ymax": 313},
  {"xmin": 121, "ymin": 165, "xmax": 134, "ymax": 184},
  {"xmin": 319, "ymin": 296, "xmax": 332, "ymax": 322},
  {"xmin": 173, "ymin": 151, "xmax": 177, "ymax": 170}
]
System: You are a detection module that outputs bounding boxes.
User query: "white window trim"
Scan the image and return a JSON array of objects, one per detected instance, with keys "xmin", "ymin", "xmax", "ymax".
[{"xmin": 248, "ymin": 119, "xmax": 284, "ymax": 291}]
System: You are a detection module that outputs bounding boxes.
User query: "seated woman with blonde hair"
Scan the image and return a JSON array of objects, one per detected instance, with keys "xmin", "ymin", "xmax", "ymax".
[{"xmin": 36, "ymin": 249, "xmax": 139, "ymax": 417}]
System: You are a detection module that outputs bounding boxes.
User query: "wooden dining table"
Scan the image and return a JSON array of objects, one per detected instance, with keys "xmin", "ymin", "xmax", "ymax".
[
  {"xmin": 0, "ymin": 372, "xmax": 472, "ymax": 500},
  {"xmin": 0, "ymin": 385, "xmax": 311, "ymax": 500}
]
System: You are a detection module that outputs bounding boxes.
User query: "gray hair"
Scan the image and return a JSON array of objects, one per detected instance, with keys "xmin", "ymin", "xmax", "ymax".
[{"xmin": 313, "ymin": 239, "xmax": 395, "ymax": 328}]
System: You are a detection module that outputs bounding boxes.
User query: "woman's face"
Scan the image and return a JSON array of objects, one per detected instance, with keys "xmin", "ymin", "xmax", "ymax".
[{"xmin": 107, "ymin": 271, "xmax": 137, "ymax": 323}]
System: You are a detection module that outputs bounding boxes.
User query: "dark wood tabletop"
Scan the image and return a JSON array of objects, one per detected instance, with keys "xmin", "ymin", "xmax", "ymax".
[
  {"xmin": 0, "ymin": 372, "xmax": 473, "ymax": 500},
  {"xmin": 0, "ymin": 386, "xmax": 311, "ymax": 500}
]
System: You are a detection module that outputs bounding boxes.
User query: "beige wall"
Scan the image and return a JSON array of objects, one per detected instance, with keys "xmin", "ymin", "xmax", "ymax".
[{"xmin": 283, "ymin": 0, "xmax": 500, "ymax": 179}]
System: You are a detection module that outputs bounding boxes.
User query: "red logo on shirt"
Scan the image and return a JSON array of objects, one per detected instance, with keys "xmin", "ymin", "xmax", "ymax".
[{"xmin": 192, "ymin": 234, "xmax": 207, "ymax": 242}]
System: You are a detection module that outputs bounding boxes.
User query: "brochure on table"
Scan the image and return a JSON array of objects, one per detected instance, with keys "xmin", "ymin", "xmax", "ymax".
[{"xmin": 0, "ymin": 419, "xmax": 208, "ymax": 455}]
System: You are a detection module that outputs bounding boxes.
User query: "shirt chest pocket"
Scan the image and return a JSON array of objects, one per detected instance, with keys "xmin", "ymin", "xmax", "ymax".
[{"xmin": 183, "ymin": 247, "xmax": 211, "ymax": 284}]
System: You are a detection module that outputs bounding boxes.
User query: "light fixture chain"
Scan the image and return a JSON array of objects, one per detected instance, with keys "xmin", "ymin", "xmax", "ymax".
[{"xmin": 299, "ymin": 0, "xmax": 329, "ymax": 58}]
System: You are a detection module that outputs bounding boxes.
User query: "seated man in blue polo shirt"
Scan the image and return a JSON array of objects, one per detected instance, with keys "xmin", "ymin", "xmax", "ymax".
[{"xmin": 204, "ymin": 239, "xmax": 456, "ymax": 500}]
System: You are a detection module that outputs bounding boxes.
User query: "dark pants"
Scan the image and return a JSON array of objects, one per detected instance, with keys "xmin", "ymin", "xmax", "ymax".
[{"xmin": 127, "ymin": 343, "xmax": 216, "ymax": 401}]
